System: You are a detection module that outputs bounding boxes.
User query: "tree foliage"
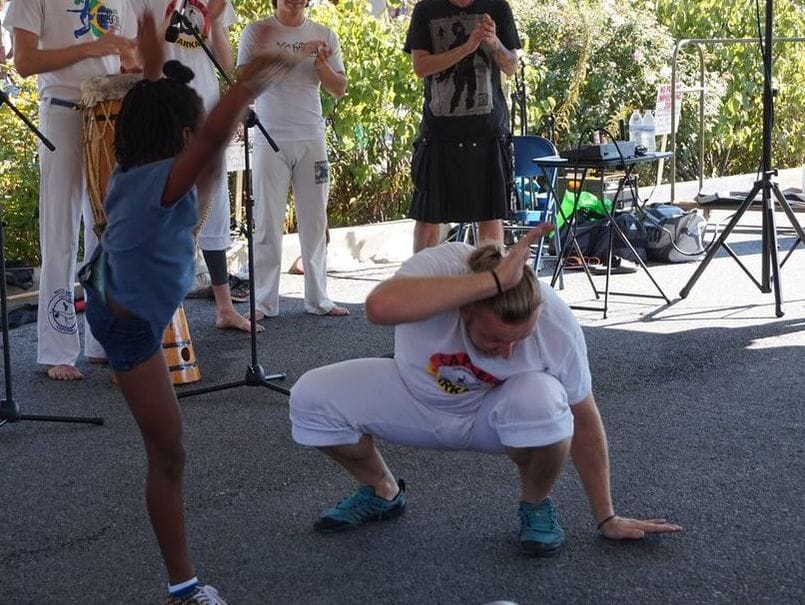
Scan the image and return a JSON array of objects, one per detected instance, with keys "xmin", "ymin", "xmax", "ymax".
[
  {"xmin": 0, "ymin": 78, "xmax": 41, "ymax": 263},
  {"xmin": 1, "ymin": 0, "xmax": 803, "ymax": 258},
  {"xmin": 656, "ymin": 0, "xmax": 805, "ymax": 179}
]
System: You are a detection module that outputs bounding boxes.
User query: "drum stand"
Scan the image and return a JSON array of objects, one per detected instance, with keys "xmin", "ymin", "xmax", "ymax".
[
  {"xmin": 0, "ymin": 89, "xmax": 104, "ymax": 428},
  {"xmin": 170, "ymin": 15, "xmax": 289, "ymax": 399}
]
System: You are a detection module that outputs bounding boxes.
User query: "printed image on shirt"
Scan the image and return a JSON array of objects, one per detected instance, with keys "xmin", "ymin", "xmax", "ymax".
[
  {"xmin": 69, "ymin": 0, "xmax": 121, "ymax": 39},
  {"xmin": 428, "ymin": 15, "xmax": 492, "ymax": 118},
  {"xmin": 164, "ymin": 0, "xmax": 213, "ymax": 48},
  {"xmin": 428, "ymin": 352, "xmax": 502, "ymax": 395}
]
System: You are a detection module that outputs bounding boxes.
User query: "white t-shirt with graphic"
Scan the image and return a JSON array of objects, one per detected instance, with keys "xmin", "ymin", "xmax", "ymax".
[
  {"xmin": 237, "ymin": 16, "xmax": 344, "ymax": 144},
  {"xmin": 394, "ymin": 243, "xmax": 592, "ymax": 410},
  {"xmin": 3, "ymin": 0, "xmax": 136, "ymax": 100},
  {"xmin": 129, "ymin": 0, "xmax": 236, "ymax": 109}
]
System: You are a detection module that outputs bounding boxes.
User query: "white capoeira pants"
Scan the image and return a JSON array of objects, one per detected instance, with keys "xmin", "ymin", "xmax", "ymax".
[
  {"xmin": 290, "ymin": 358, "xmax": 575, "ymax": 453},
  {"xmin": 196, "ymin": 88, "xmax": 231, "ymax": 254},
  {"xmin": 37, "ymin": 101, "xmax": 104, "ymax": 366},
  {"xmin": 251, "ymin": 138, "xmax": 336, "ymax": 317},
  {"xmin": 196, "ymin": 164, "xmax": 231, "ymax": 253}
]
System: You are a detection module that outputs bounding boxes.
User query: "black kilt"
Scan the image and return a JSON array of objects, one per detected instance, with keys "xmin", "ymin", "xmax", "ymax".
[{"xmin": 408, "ymin": 135, "xmax": 513, "ymax": 223}]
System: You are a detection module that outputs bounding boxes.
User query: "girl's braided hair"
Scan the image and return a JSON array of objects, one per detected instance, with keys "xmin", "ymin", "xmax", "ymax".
[{"xmin": 114, "ymin": 60, "xmax": 204, "ymax": 170}]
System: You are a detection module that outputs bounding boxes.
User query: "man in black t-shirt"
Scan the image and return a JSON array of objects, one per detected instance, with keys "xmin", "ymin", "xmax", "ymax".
[{"xmin": 405, "ymin": 0, "xmax": 521, "ymax": 252}]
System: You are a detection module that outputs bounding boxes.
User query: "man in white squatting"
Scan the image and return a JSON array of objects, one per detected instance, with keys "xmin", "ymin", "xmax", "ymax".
[{"xmin": 289, "ymin": 223, "xmax": 682, "ymax": 556}]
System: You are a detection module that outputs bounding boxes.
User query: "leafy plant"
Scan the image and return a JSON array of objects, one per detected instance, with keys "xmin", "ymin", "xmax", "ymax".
[
  {"xmin": 656, "ymin": 0, "xmax": 805, "ymax": 178},
  {"xmin": 509, "ymin": 0, "xmax": 675, "ymax": 148},
  {"xmin": 0, "ymin": 77, "xmax": 41, "ymax": 263}
]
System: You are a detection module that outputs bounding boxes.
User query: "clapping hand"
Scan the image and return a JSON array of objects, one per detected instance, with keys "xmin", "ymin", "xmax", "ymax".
[{"xmin": 136, "ymin": 10, "xmax": 164, "ymax": 80}]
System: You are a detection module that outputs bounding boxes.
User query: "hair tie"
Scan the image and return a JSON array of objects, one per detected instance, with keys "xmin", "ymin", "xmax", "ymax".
[{"xmin": 490, "ymin": 269, "xmax": 503, "ymax": 295}]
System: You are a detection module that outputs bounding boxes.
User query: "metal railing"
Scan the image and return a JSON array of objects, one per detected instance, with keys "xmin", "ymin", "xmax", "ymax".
[{"xmin": 669, "ymin": 36, "xmax": 804, "ymax": 203}]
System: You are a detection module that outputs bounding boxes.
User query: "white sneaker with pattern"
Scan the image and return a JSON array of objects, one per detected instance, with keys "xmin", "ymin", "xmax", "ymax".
[{"xmin": 163, "ymin": 584, "xmax": 227, "ymax": 605}]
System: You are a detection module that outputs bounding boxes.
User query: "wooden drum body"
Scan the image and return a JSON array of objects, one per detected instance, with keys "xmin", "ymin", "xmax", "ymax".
[
  {"xmin": 81, "ymin": 73, "xmax": 141, "ymax": 237},
  {"xmin": 162, "ymin": 304, "xmax": 201, "ymax": 385}
]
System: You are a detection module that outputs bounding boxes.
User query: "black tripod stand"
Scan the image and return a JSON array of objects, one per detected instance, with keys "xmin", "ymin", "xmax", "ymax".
[
  {"xmin": 167, "ymin": 10, "xmax": 289, "ymax": 399},
  {"xmin": 0, "ymin": 89, "xmax": 103, "ymax": 428},
  {"xmin": 679, "ymin": 0, "xmax": 805, "ymax": 317}
]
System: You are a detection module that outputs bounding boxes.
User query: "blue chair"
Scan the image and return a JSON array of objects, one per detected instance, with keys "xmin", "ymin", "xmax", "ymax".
[{"xmin": 509, "ymin": 135, "xmax": 562, "ymax": 277}]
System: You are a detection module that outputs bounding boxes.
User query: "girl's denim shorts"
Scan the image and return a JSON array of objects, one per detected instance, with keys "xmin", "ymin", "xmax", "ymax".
[{"xmin": 85, "ymin": 289, "xmax": 161, "ymax": 372}]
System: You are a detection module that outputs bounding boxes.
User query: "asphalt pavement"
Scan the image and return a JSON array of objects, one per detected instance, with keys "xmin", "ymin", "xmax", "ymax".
[{"xmin": 1, "ymin": 209, "xmax": 803, "ymax": 604}]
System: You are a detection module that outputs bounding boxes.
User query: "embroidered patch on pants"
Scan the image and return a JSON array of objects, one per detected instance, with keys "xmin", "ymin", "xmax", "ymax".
[
  {"xmin": 314, "ymin": 160, "xmax": 329, "ymax": 184},
  {"xmin": 47, "ymin": 288, "xmax": 77, "ymax": 334}
]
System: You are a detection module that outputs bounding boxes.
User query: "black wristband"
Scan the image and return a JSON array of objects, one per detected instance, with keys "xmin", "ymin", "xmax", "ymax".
[
  {"xmin": 490, "ymin": 269, "xmax": 503, "ymax": 295},
  {"xmin": 597, "ymin": 514, "xmax": 616, "ymax": 531}
]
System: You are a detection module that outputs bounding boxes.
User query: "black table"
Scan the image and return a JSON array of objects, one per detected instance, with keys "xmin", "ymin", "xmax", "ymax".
[{"xmin": 533, "ymin": 152, "xmax": 673, "ymax": 318}]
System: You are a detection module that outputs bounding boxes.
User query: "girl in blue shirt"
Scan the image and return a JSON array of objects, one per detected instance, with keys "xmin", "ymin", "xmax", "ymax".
[{"xmin": 82, "ymin": 10, "xmax": 295, "ymax": 603}]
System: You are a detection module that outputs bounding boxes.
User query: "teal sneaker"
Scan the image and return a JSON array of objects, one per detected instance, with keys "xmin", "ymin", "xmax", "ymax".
[
  {"xmin": 314, "ymin": 480, "xmax": 406, "ymax": 533},
  {"xmin": 518, "ymin": 498, "xmax": 565, "ymax": 557}
]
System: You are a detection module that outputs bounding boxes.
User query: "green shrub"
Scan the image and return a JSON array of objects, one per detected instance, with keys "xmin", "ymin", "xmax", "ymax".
[
  {"xmin": 656, "ymin": 0, "xmax": 805, "ymax": 178},
  {"xmin": 0, "ymin": 77, "xmax": 41, "ymax": 264},
  {"xmin": 509, "ymin": 0, "xmax": 675, "ymax": 147}
]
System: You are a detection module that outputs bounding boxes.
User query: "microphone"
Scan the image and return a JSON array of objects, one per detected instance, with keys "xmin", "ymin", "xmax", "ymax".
[
  {"xmin": 164, "ymin": 0, "xmax": 189, "ymax": 43},
  {"xmin": 164, "ymin": 11, "xmax": 182, "ymax": 43}
]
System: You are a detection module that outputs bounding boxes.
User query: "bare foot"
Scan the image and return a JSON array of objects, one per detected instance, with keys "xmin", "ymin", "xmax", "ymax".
[
  {"xmin": 247, "ymin": 309, "xmax": 267, "ymax": 321},
  {"xmin": 216, "ymin": 308, "xmax": 265, "ymax": 333},
  {"xmin": 47, "ymin": 364, "xmax": 84, "ymax": 380},
  {"xmin": 288, "ymin": 256, "xmax": 304, "ymax": 275},
  {"xmin": 87, "ymin": 356, "xmax": 108, "ymax": 365},
  {"xmin": 325, "ymin": 306, "xmax": 349, "ymax": 317}
]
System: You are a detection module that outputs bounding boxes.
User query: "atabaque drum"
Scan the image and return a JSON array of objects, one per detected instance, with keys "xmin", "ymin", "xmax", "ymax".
[
  {"xmin": 162, "ymin": 304, "xmax": 201, "ymax": 385},
  {"xmin": 81, "ymin": 73, "xmax": 141, "ymax": 237}
]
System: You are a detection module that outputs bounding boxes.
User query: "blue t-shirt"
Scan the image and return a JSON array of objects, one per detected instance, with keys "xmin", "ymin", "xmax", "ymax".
[{"xmin": 100, "ymin": 159, "xmax": 198, "ymax": 337}]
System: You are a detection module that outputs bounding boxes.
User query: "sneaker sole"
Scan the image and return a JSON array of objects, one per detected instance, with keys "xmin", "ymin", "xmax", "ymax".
[
  {"xmin": 314, "ymin": 504, "xmax": 406, "ymax": 534},
  {"xmin": 520, "ymin": 539, "xmax": 564, "ymax": 557}
]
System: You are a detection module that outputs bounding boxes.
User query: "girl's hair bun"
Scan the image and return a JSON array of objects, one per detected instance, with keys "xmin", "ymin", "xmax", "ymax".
[{"xmin": 163, "ymin": 60, "xmax": 195, "ymax": 84}]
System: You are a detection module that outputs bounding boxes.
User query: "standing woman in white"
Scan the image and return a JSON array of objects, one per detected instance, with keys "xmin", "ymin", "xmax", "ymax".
[
  {"xmin": 128, "ymin": 0, "xmax": 261, "ymax": 334},
  {"xmin": 4, "ymin": 0, "xmax": 137, "ymax": 380},
  {"xmin": 238, "ymin": 0, "xmax": 349, "ymax": 319}
]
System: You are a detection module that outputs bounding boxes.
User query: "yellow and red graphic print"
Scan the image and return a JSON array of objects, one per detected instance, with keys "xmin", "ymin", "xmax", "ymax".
[
  {"xmin": 68, "ymin": 0, "xmax": 121, "ymax": 39},
  {"xmin": 427, "ymin": 352, "xmax": 502, "ymax": 395},
  {"xmin": 165, "ymin": 0, "xmax": 212, "ymax": 47}
]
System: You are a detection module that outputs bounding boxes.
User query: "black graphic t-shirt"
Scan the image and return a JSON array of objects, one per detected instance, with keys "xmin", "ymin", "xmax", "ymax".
[{"xmin": 404, "ymin": 0, "xmax": 521, "ymax": 140}]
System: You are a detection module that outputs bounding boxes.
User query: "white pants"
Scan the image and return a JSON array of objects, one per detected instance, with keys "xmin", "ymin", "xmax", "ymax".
[
  {"xmin": 252, "ymin": 139, "xmax": 335, "ymax": 316},
  {"xmin": 37, "ymin": 101, "xmax": 104, "ymax": 365},
  {"xmin": 195, "ymin": 83, "xmax": 231, "ymax": 252},
  {"xmin": 290, "ymin": 358, "xmax": 575, "ymax": 452},
  {"xmin": 196, "ymin": 165, "xmax": 231, "ymax": 252}
]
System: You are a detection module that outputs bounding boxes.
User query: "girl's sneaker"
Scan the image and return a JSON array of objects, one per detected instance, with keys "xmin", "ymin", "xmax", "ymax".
[{"xmin": 164, "ymin": 584, "xmax": 227, "ymax": 605}]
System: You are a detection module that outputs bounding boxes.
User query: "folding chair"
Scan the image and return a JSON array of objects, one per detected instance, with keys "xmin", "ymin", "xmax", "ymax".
[{"xmin": 509, "ymin": 135, "xmax": 562, "ymax": 279}]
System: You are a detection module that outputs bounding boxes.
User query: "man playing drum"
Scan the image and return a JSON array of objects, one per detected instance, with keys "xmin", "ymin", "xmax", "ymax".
[{"xmin": 4, "ymin": 0, "xmax": 138, "ymax": 380}]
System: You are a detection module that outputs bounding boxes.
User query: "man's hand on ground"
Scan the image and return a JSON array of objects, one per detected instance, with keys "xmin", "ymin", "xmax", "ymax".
[{"xmin": 600, "ymin": 515, "xmax": 683, "ymax": 540}]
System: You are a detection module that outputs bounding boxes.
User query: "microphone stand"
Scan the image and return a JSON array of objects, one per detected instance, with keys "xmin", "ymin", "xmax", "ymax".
[
  {"xmin": 167, "ymin": 13, "xmax": 289, "ymax": 399},
  {"xmin": 0, "ymin": 89, "xmax": 104, "ymax": 428}
]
